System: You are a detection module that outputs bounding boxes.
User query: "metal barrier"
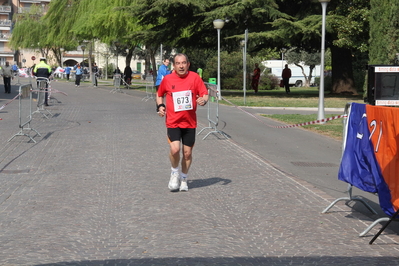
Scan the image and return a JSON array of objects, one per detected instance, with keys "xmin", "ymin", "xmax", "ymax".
[
  {"xmin": 32, "ymin": 78, "xmax": 52, "ymax": 119},
  {"xmin": 197, "ymin": 83, "xmax": 228, "ymax": 140},
  {"xmin": 322, "ymin": 103, "xmax": 377, "ymax": 216},
  {"xmin": 8, "ymin": 84, "xmax": 41, "ymax": 143},
  {"xmin": 142, "ymin": 75, "xmax": 155, "ymax": 101},
  {"xmin": 110, "ymin": 74, "xmax": 123, "ymax": 93}
]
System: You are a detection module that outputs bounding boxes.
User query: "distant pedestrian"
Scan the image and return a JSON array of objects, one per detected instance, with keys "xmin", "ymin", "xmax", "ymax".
[
  {"xmin": 251, "ymin": 63, "xmax": 261, "ymax": 93},
  {"xmin": 33, "ymin": 57, "xmax": 52, "ymax": 106},
  {"xmin": 64, "ymin": 66, "xmax": 71, "ymax": 81},
  {"xmin": 282, "ymin": 64, "xmax": 292, "ymax": 94},
  {"xmin": 114, "ymin": 67, "xmax": 121, "ymax": 74},
  {"xmin": 197, "ymin": 67, "xmax": 203, "ymax": 79},
  {"xmin": 124, "ymin": 66, "xmax": 132, "ymax": 85},
  {"xmin": 74, "ymin": 63, "xmax": 83, "ymax": 87},
  {"xmin": 92, "ymin": 63, "xmax": 99, "ymax": 87},
  {"xmin": 1, "ymin": 61, "xmax": 12, "ymax": 94},
  {"xmin": 12, "ymin": 63, "xmax": 18, "ymax": 76},
  {"xmin": 155, "ymin": 58, "xmax": 171, "ymax": 91}
]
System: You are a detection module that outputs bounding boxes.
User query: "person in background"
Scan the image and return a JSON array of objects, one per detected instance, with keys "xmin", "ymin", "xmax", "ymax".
[
  {"xmin": 1, "ymin": 61, "xmax": 12, "ymax": 94},
  {"xmin": 155, "ymin": 58, "xmax": 171, "ymax": 91},
  {"xmin": 251, "ymin": 63, "xmax": 261, "ymax": 93},
  {"xmin": 156, "ymin": 53, "xmax": 209, "ymax": 192},
  {"xmin": 92, "ymin": 63, "xmax": 99, "ymax": 87},
  {"xmin": 124, "ymin": 65, "xmax": 132, "ymax": 85},
  {"xmin": 197, "ymin": 67, "xmax": 203, "ymax": 79},
  {"xmin": 33, "ymin": 57, "xmax": 52, "ymax": 106},
  {"xmin": 12, "ymin": 63, "xmax": 18, "ymax": 76},
  {"xmin": 74, "ymin": 63, "xmax": 83, "ymax": 87},
  {"xmin": 114, "ymin": 67, "xmax": 121, "ymax": 74},
  {"xmin": 282, "ymin": 64, "xmax": 292, "ymax": 94},
  {"xmin": 64, "ymin": 66, "xmax": 71, "ymax": 81}
]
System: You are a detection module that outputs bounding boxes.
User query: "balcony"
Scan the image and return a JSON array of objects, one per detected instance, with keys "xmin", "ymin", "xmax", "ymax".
[
  {"xmin": 0, "ymin": 6, "xmax": 11, "ymax": 13},
  {"xmin": 18, "ymin": 6, "xmax": 48, "ymax": 14},
  {"xmin": 0, "ymin": 20, "xmax": 11, "ymax": 27},
  {"xmin": 0, "ymin": 33, "xmax": 10, "ymax": 41}
]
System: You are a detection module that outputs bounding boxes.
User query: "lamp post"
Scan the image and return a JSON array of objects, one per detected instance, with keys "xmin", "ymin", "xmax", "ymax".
[
  {"xmin": 104, "ymin": 50, "xmax": 110, "ymax": 80},
  {"xmin": 317, "ymin": 0, "xmax": 330, "ymax": 122},
  {"xmin": 81, "ymin": 45, "xmax": 86, "ymax": 67},
  {"xmin": 241, "ymin": 29, "xmax": 248, "ymax": 105},
  {"xmin": 213, "ymin": 19, "xmax": 225, "ymax": 100}
]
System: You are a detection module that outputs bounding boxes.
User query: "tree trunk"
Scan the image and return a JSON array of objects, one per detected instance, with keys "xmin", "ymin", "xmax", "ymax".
[{"xmin": 331, "ymin": 46, "xmax": 357, "ymax": 95}]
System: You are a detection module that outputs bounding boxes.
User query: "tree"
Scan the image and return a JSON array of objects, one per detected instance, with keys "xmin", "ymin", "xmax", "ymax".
[
  {"xmin": 285, "ymin": 48, "xmax": 321, "ymax": 87},
  {"xmin": 369, "ymin": 0, "xmax": 399, "ymax": 65}
]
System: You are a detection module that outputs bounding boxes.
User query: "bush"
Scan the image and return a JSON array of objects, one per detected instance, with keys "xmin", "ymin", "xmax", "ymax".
[
  {"xmin": 259, "ymin": 74, "xmax": 280, "ymax": 90},
  {"xmin": 203, "ymin": 51, "xmax": 264, "ymax": 90}
]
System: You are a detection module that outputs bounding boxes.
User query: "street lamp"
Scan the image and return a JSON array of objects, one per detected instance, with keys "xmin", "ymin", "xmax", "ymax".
[
  {"xmin": 104, "ymin": 50, "xmax": 110, "ymax": 80},
  {"xmin": 81, "ymin": 45, "xmax": 86, "ymax": 67},
  {"xmin": 213, "ymin": 19, "xmax": 225, "ymax": 100},
  {"xmin": 318, "ymin": 0, "xmax": 330, "ymax": 122},
  {"xmin": 240, "ymin": 30, "xmax": 248, "ymax": 105}
]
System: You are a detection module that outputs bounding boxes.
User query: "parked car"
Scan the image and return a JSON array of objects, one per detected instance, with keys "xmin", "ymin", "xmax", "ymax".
[{"xmin": 132, "ymin": 70, "xmax": 142, "ymax": 80}]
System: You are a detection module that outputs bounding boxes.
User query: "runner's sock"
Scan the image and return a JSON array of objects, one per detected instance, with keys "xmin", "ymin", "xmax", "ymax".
[{"xmin": 171, "ymin": 167, "xmax": 179, "ymax": 173}]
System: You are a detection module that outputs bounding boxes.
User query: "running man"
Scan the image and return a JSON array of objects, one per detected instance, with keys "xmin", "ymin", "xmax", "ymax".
[{"xmin": 156, "ymin": 53, "xmax": 209, "ymax": 192}]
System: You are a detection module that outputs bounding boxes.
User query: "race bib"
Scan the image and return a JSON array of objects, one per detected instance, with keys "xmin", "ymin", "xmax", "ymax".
[{"xmin": 172, "ymin": 90, "xmax": 193, "ymax": 112}]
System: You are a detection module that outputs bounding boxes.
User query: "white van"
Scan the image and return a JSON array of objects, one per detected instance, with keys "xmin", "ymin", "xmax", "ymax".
[{"xmin": 262, "ymin": 60, "xmax": 321, "ymax": 87}]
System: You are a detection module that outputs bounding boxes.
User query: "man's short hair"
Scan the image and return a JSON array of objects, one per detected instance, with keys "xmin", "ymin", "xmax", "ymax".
[{"xmin": 173, "ymin": 53, "xmax": 189, "ymax": 64}]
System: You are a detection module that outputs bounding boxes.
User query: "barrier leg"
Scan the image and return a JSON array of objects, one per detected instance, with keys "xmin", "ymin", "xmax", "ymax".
[
  {"xmin": 367, "ymin": 210, "xmax": 399, "ymax": 244},
  {"xmin": 321, "ymin": 184, "xmax": 377, "ymax": 214}
]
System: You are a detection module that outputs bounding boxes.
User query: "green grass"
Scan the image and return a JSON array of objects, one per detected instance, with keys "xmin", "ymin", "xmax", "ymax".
[
  {"xmin": 220, "ymin": 87, "xmax": 364, "ymax": 108},
  {"xmin": 220, "ymin": 87, "xmax": 355, "ymax": 140},
  {"xmin": 262, "ymin": 113, "xmax": 344, "ymax": 140}
]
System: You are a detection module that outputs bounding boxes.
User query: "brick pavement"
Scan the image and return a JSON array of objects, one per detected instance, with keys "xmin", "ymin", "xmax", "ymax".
[{"xmin": 0, "ymin": 80, "xmax": 398, "ymax": 266}]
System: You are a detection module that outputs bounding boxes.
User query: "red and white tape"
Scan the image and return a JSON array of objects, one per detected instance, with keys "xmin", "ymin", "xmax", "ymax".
[
  {"xmin": 0, "ymin": 93, "xmax": 21, "ymax": 111},
  {"xmin": 221, "ymin": 97, "xmax": 347, "ymax": 129}
]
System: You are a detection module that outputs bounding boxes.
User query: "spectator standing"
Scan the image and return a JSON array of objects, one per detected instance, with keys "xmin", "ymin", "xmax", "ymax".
[
  {"xmin": 251, "ymin": 63, "xmax": 261, "ymax": 93},
  {"xmin": 155, "ymin": 58, "xmax": 171, "ymax": 91},
  {"xmin": 156, "ymin": 53, "xmax": 209, "ymax": 192},
  {"xmin": 92, "ymin": 63, "xmax": 99, "ymax": 87},
  {"xmin": 197, "ymin": 67, "xmax": 203, "ymax": 79},
  {"xmin": 33, "ymin": 57, "xmax": 52, "ymax": 106},
  {"xmin": 282, "ymin": 64, "xmax": 292, "ymax": 94},
  {"xmin": 1, "ymin": 61, "xmax": 12, "ymax": 94},
  {"xmin": 12, "ymin": 63, "xmax": 18, "ymax": 76},
  {"xmin": 124, "ymin": 66, "xmax": 132, "ymax": 85},
  {"xmin": 64, "ymin": 66, "xmax": 71, "ymax": 81},
  {"xmin": 74, "ymin": 63, "xmax": 83, "ymax": 87}
]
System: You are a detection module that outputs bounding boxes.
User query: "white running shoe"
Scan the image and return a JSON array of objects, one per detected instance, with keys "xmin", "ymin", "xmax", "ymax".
[
  {"xmin": 168, "ymin": 171, "xmax": 180, "ymax": 191},
  {"xmin": 179, "ymin": 178, "xmax": 188, "ymax": 192}
]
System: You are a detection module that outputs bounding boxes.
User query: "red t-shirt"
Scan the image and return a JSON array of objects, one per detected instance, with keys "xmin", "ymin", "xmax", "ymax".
[{"xmin": 158, "ymin": 71, "xmax": 208, "ymax": 128}]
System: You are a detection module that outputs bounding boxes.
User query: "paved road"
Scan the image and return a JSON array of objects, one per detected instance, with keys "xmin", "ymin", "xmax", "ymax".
[{"xmin": 0, "ymin": 79, "xmax": 398, "ymax": 266}]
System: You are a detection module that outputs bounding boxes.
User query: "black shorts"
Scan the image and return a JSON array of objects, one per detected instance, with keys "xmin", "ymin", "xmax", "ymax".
[{"xmin": 167, "ymin": 128, "xmax": 196, "ymax": 147}]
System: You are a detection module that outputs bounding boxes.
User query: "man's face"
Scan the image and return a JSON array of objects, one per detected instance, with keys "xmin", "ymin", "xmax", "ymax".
[
  {"xmin": 173, "ymin": 55, "xmax": 190, "ymax": 77},
  {"xmin": 163, "ymin": 60, "xmax": 169, "ymax": 66},
  {"xmin": 5, "ymin": 62, "xmax": 9, "ymax": 66}
]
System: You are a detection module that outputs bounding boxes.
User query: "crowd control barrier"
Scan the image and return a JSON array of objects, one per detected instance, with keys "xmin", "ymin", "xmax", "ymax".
[
  {"xmin": 197, "ymin": 83, "xmax": 228, "ymax": 140},
  {"xmin": 323, "ymin": 102, "xmax": 399, "ymax": 244},
  {"xmin": 8, "ymin": 84, "xmax": 41, "ymax": 143},
  {"xmin": 110, "ymin": 74, "xmax": 123, "ymax": 93},
  {"xmin": 32, "ymin": 78, "xmax": 52, "ymax": 119},
  {"xmin": 142, "ymin": 75, "xmax": 155, "ymax": 101}
]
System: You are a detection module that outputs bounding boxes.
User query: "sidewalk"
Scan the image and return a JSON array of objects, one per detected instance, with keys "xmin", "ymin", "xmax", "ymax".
[{"xmin": 0, "ymin": 80, "xmax": 398, "ymax": 266}]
